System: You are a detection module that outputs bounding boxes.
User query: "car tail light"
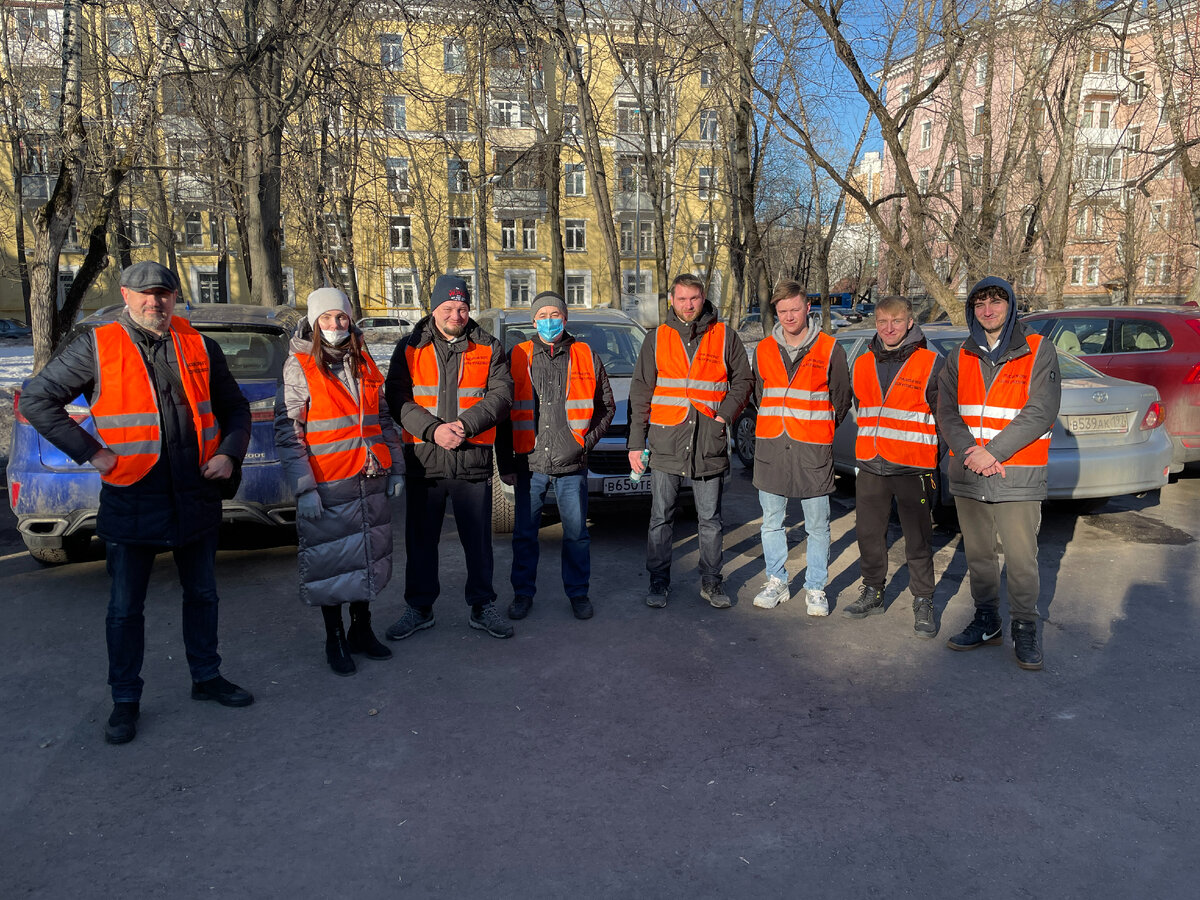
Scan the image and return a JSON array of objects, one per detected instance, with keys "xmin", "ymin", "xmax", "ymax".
[
  {"xmin": 1140, "ymin": 401, "xmax": 1165, "ymax": 430},
  {"xmin": 249, "ymin": 398, "xmax": 274, "ymax": 423},
  {"xmin": 1185, "ymin": 363, "xmax": 1200, "ymax": 386},
  {"xmin": 12, "ymin": 389, "xmax": 28, "ymax": 424},
  {"xmin": 9, "ymin": 480, "xmax": 19, "ymax": 509}
]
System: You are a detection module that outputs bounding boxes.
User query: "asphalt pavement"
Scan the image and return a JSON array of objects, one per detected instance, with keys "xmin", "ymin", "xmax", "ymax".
[{"xmin": 1, "ymin": 465, "xmax": 1198, "ymax": 898}]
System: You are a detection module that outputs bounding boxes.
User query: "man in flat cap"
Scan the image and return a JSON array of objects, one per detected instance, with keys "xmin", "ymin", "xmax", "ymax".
[
  {"xmin": 384, "ymin": 274, "xmax": 515, "ymax": 639},
  {"xmin": 496, "ymin": 291, "xmax": 614, "ymax": 621},
  {"xmin": 20, "ymin": 261, "xmax": 255, "ymax": 744}
]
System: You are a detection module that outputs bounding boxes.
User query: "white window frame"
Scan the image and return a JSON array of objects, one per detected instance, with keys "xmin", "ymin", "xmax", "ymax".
[
  {"xmin": 387, "ymin": 268, "xmax": 420, "ymax": 308},
  {"xmin": 564, "ymin": 219, "xmax": 586, "ymax": 252},
  {"xmin": 443, "ymin": 37, "xmax": 465, "ymax": 74},
  {"xmin": 449, "ymin": 217, "xmax": 472, "ymax": 251},
  {"xmin": 699, "ymin": 109, "xmax": 718, "ymax": 140},
  {"xmin": 381, "ymin": 34, "xmax": 403, "ymax": 70},
  {"xmin": 564, "ymin": 163, "xmax": 586, "ymax": 197},
  {"xmin": 564, "ymin": 271, "xmax": 591, "ymax": 307},
  {"xmin": 505, "ymin": 269, "xmax": 536, "ymax": 307},
  {"xmin": 386, "ymin": 157, "xmax": 409, "ymax": 193},
  {"xmin": 388, "ymin": 215, "xmax": 412, "ymax": 251},
  {"xmin": 920, "ymin": 121, "xmax": 932, "ymax": 150},
  {"xmin": 383, "ymin": 95, "xmax": 407, "ymax": 131}
]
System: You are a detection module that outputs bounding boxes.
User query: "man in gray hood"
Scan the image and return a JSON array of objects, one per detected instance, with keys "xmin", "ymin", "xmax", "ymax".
[{"xmin": 937, "ymin": 276, "xmax": 1061, "ymax": 670}]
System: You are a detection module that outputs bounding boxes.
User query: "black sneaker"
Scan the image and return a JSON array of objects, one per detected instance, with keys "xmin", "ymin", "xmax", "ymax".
[
  {"xmin": 700, "ymin": 579, "xmax": 732, "ymax": 609},
  {"xmin": 386, "ymin": 606, "xmax": 435, "ymax": 640},
  {"xmin": 570, "ymin": 596, "xmax": 594, "ymax": 620},
  {"xmin": 912, "ymin": 597, "xmax": 937, "ymax": 639},
  {"xmin": 105, "ymin": 702, "xmax": 139, "ymax": 745},
  {"xmin": 646, "ymin": 580, "xmax": 669, "ymax": 608},
  {"xmin": 842, "ymin": 584, "xmax": 885, "ymax": 618},
  {"xmin": 508, "ymin": 594, "xmax": 533, "ymax": 620},
  {"xmin": 1012, "ymin": 619, "xmax": 1043, "ymax": 670},
  {"xmin": 470, "ymin": 604, "xmax": 515, "ymax": 639},
  {"xmin": 191, "ymin": 675, "xmax": 255, "ymax": 707},
  {"xmin": 946, "ymin": 608, "xmax": 1003, "ymax": 651}
]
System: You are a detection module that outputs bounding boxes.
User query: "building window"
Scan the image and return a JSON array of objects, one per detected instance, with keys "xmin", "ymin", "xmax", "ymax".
[
  {"xmin": 699, "ymin": 166, "xmax": 715, "ymax": 199},
  {"xmin": 15, "ymin": 8, "xmax": 50, "ymax": 42},
  {"xmin": 522, "ymin": 220, "xmax": 537, "ymax": 251},
  {"xmin": 975, "ymin": 56, "xmax": 988, "ymax": 85},
  {"xmin": 918, "ymin": 169, "xmax": 930, "ymax": 194},
  {"xmin": 448, "ymin": 158, "xmax": 470, "ymax": 194},
  {"xmin": 943, "ymin": 166, "xmax": 956, "ymax": 192},
  {"xmin": 564, "ymin": 219, "xmax": 586, "ymax": 251},
  {"xmin": 564, "ymin": 163, "xmax": 586, "ymax": 197},
  {"xmin": 1086, "ymin": 256, "xmax": 1101, "ymax": 286},
  {"xmin": 1126, "ymin": 125, "xmax": 1141, "ymax": 151},
  {"xmin": 383, "ymin": 95, "xmax": 406, "ymax": 130},
  {"xmin": 565, "ymin": 273, "xmax": 589, "ymax": 307},
  {"xmin": 969, "ymin": 155, "xmax": 983, "ymax": 187},
  {"xmin": 389, "ymin": 216, "xmax": 411, "ymax": 250},
  {"xmin": 563, "ymin": 104, "xmax": 581, "ymax": 136},
  {"xmin": 381, "ymin": 34, "xmax": 403, "ymax": 70},
  {"xmin": 112, "ymin": 81, "xmax": 136, "ymax": 121},
  {"xmin": 1129, "ymin": 71, "xmax": 1145, "ymax": 101},
  {"xmin": 624, "ymin": 269, "xmax": 651, "ymax": 298},
  {"xmin": 125, "ymin": 210, "xmax": 150, "ymax": 246},
  {"xmin": 182, "ymin": 211, "xmax": 203, "ymax": 247},
  {"xmin": 616, "ymin": 100, "xmax": 641, "ymax": 135},
  {"xmin": 444, "ymin": 37, "xmax": 465, "ymax": 74},
  {"xmin": 1090, "ymin": 50, "xmax": 1114, "ymax": 73},
  {"xmin": 500, "ymin": 219, "xmax": 517, "ymax": 251},
  {"xmin": 920, "ymin": 121, "xmax": 932, "ymax": 150},
  {"xmin": 386, "ymin": 157, "xmax": 409, "ymax": 193},
  {"xmin": 389, "ymin": 270, "xmax": 418, "ymax": 307},
  {"xmin": 972, "ymin": 104, "xmax": 987, "ymax": 136},
  {"xmin": 507, "ymin": 271, "xmax": 534, "ymax": 307},
  {"xmin": 700, "ymin": 56, "xmax": 716, "ymax": 86},
  {"xmin": 616, "ymin": 156, "xmax": 646, "ymax": 193},
  {"xmin": 108, "ymin": 18, "xmax": 133, "ymax": 56},
  {"xmin": 696, "ymin": 223, "xmax": 714, "ymax": 255},
  {"xmin": 699, "ymin": 109, "xmax": 719, "ymax": 140},
  {"xmin": 490, "ymin": 94, "xmax": 528, "ymax": 128},
  {"xmin": 449, "ymin": 217, "xmax": 472, "ymax": 250},
  {"xmin": 445, "ymin": 99, "xmax": 469, "ymax": 133},
  {"xmin": 197, "ymin": 272, "xmax": 223, "ymax": 304},
  {"xmin": 1149, "ymin": 203, "xmax": 1173, "ymax": 233}
]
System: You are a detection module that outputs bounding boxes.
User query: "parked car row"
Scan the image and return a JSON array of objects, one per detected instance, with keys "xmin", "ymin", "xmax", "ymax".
[
  {"xmin": 733, "ymin": 324, "xmax": 1174, "ymax": 514},
  {"xmin": 0, "ymin": 318, "xmax": 32, "ymax": 339}
]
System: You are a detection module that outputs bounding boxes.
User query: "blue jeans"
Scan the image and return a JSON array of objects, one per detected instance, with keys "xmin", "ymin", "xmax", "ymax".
[
  {"xmin": 648, "ymin": 472, "xmax": 724, "ymax": 584},
  {"xmin": 758, "ymin": 491, "xmax": 830, "ymax": 591},
  {"xmin": 106, "ymin": 533, "xmax": 222, "ymax": 703},
  {"xmin": 511, "ymin": 471, "xmax": 590, "ymax": 598}
]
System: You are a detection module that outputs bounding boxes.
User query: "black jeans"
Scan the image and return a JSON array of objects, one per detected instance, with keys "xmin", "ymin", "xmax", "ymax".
[
  {"xmin": 405, "ymin": 476, "xmax": 495, "ymax": 608},
  {"xmin": 854, "ymin": 471, "xmax": 936, "ymax": 598},
  {"xmin": 647, "ymin": 471, "xmax": 724, "ymax": 585},
  {"xmin": 106, "ymin": 533, "xmax": 222, "ymax": 703}
]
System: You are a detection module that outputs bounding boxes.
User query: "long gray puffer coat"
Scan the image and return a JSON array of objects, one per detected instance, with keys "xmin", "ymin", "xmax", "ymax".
[{"xmin": 274, "ymin": 326, "xmax": 406, "ymax": 606}]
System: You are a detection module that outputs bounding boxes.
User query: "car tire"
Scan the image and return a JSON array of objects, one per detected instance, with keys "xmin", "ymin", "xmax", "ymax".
[
  {"xmin": 25, "ymin": 532, "xmax": 93, "ymax": 566},
  {"xmin": 733, "ymin": 409, "xmax": 756, "ymax": 469},
  {"xmin": 491, "ymin": 461, "xmax": 515, "ymax": 534}
]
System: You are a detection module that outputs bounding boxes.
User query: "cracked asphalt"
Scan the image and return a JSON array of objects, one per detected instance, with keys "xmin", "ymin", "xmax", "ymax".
[{"xmin": 2, "ymin": 464, "xmax": 1197, "ymax": 897}]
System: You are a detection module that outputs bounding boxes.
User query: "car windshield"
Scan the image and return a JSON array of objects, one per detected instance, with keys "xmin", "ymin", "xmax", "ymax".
[{"xmin": 503, "ymin": 321, "xmax": 646, "ymax": 377}]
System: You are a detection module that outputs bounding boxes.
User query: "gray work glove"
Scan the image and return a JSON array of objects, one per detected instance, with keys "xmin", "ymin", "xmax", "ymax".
[
  {"xmin": 386, "ymin": 474, "xmax": 405, "ymax": 498},
  {"xmin": 296, "ymin": 490, "xmax": 323, "ymax": 520}
]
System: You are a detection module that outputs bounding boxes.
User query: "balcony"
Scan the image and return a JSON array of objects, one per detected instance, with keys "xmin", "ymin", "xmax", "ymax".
[
  {"xmin": 492, "ymin": 188, "xmax": 547, "ymax": 217},
  {"xmin": 613, "ymin": 191, "xmax": 653, "ymax": 213},
  {"xmin": 1082, "ymin": 71, "xmax": 1122, "ymax": 97},
  {"xmin": 1078, "ymin": 126, "xmax": 1121, "ymax": 149}
]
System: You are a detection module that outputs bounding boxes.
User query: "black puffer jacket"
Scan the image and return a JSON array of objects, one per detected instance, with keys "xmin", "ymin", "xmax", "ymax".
[
  {"xmin": 385, "ymin": 315, "xmax": 513, "ymax": 481},
  {"xmin": 496, "ymin": 331, "xmax": 615, "ymax": 477},
  {"xmin": 19, "ymin": 312, "xmax": 251, "ymax": 545},
  {"xmin": 627, "ymin": 302, "xmax": 754, "ymax": 479}
]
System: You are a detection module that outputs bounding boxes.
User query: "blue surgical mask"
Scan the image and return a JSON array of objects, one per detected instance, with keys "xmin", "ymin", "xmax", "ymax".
[{"xmin": 536, "ymin": 318, "xmax": 565, "ymax": 342}]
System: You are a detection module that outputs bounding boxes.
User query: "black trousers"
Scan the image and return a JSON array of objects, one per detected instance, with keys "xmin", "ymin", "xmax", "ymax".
[
  {"xmin": 854, "ymin": 470, "xmax": 936, "ymax": 599},
  {"xmin": 405, "ymin": 476, "xmax": 496, "ymax": 608}
]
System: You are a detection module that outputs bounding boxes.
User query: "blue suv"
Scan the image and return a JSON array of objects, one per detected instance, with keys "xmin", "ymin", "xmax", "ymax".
[{"xmin": 8, "ymin": 303, "xmax": 303, "ymax": 564}]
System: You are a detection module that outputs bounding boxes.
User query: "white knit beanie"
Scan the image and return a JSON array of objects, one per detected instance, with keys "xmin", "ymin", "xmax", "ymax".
[{"xmin": 305, "ymin": 288, "xmax": 352, "ymax": 328}]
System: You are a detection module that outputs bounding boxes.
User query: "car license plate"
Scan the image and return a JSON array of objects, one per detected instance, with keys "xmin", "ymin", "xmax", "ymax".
[
  {"xmin": 603, "ymin": 475, "xmax": 651, "ymax": 495},
  {"xmin": 1065, "ymin": 413, "xmax": 1128, "ymax": 435}
]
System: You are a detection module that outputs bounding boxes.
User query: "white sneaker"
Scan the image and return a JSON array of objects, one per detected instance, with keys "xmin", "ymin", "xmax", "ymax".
[
  {"xmin": 753, "ymin": 576, "xmax": 790, "ymax": 609},
  {"xmin": 805, "ymin": 589, "xmax": 829, "ymax": 617}
]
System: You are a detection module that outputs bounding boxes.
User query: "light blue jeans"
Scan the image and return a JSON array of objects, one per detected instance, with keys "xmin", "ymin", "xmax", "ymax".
[{"xmin": 758, "ymin": 491, "xmax": 830, "ymax": 591}]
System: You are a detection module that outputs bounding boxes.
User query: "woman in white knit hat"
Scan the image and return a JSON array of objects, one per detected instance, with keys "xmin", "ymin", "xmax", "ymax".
[{"xmin": 274, "ymin": 288, "xmax": 406, "ymax": 675}]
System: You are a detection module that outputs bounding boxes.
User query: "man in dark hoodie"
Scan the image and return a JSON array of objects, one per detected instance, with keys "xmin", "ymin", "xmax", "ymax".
[
  {"xmin": 627, "ymin": 273, "xmax": 754, "ymax": 609},
  {"xmin": 496, "ymin": 291, "xmax": 614, "ymax": 621},
  {"xmin": 841, "ymin": 295, "xmax": 943, "ymax": 637},
  {"xmin": 749, "ymin": 280, "xmax": 852, "ymax": 616},
  {"xmin": 938, "ymin": 276, "xmax": 1061, "ymax": 670},
  {"xmin": 384, "ymin": 274, "xmax": 515, "ymax": 639}
]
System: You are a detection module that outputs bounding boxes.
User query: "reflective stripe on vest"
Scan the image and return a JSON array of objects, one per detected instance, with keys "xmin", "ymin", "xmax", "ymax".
[
  {"xmin": 853, "ymin": 347, "xmax": 938, "ymax": 468},
  {"xmin": 403, "ymin": 340, "xmax": 497, "ymax": 445},
  {"xmin": 511, "ymin": 340, "xmax": 597, "ymax": 454},
  {"xmin": 649, "ymin": 323, "xmax": 729, "ymax": 425},
  {"xmin": 956, "ymin": 333, "xmax": 1051, "ymax": 467},
  {"xmin": 754, "ymin": 331, "xmax": 836, "ymax": 444},
  {"xmin": 297, "ymin": 348, "xmax": 392, "ymax": 483},
  {"xmin": 91, "ymin": 317, "xmax": 218, "ymax": 486}
]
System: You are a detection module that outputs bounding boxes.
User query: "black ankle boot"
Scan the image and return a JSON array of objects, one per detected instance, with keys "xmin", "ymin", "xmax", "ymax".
[
  {"xmin": 322, "ymin": 605, "xmax": 356, "ymax": 676},
  {"xmin": 347, "ymin": 602, "xmax": 392, "ymax": 660}
]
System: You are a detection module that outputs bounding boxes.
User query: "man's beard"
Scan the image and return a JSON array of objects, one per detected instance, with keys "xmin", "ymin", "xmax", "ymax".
[
  {"xmin": 439, "ymin": 321, "xmax": 466, "ymax": 337},
  {"xmin": 131, "ymin": 309, "xmax": 171, "ymax": 333}
]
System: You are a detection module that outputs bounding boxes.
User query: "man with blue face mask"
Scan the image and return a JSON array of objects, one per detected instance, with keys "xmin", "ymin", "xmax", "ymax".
[{"xmin": 497, "ymin": 291, "xmax": 614, "ymax": 620}]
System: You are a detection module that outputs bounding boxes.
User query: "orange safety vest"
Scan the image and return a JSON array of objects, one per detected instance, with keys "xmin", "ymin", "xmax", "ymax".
[
  {"xmin": 510, "ymin": 339, "xmax": 597, "ymax": 453},
  {"xmin": 296, "ymin": 349, "xmax": 392, "ymax": 483},
  {"xmin": 755, "ymin": 331, "xmax": 837, "ymax": 444},
  {"xmin": 403, "ymin": 339, "xmax": 497, "ymax": 446},
  {"xmin": 91, "ymin": 317, "xmax": 219, "ymax": 486},
  {"xmin": 649, "ymin": 323, "xmax": 729, "ymax": 426},
  {"xmin": 853, "ymin": 347, "xmax": 939, "ymax": 468},
  {"xmin": 955, "ymin": 334, "xmax": 1051, "ymax": 467}
]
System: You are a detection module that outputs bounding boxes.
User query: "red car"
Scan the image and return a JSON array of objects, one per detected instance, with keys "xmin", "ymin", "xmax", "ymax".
[{"xmin": 1024, "ymin": 306, "xmax": 1200, "ymax": 472}]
